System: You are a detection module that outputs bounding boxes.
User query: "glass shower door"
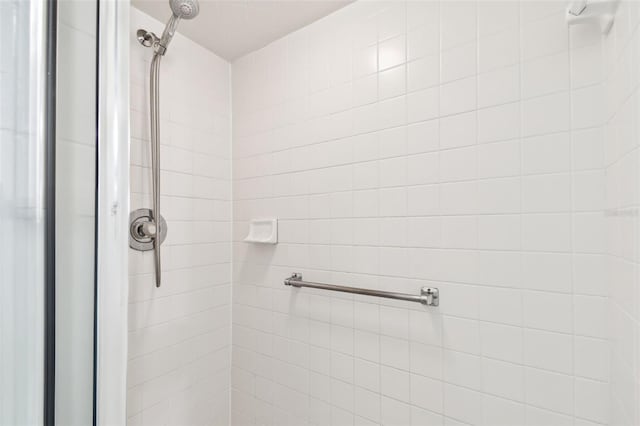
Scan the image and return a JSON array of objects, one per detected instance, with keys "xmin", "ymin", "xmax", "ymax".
[
  {"xmin": 0, "ymin": 1, "xmax": 99, "ymax": 424},
  {"xmin": 0, "ymin": 0, "xmax": 48, "ymax": 423}
]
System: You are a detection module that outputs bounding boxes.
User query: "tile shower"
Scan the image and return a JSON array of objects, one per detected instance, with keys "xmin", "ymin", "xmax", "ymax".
[
  {"xmin": 125, "ymin": 1, "xmax": 640, "ymax": 426},
  {"xmin": 127, "ymin": 8, "xmax": 232, "ymax": 425}
]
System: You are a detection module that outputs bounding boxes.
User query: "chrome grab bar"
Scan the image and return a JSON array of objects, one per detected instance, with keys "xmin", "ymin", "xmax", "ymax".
[{"xmin": 284, "ymin": 273, "xmax": 439, "ymax": 306}]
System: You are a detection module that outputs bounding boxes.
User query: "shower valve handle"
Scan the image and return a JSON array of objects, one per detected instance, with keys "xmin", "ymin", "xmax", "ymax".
[{"xmin": 138, "ymin": 221, "xmax": 156, "ymax": 238}]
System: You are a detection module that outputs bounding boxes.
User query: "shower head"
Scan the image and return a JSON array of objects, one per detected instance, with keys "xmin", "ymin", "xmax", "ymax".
[
  {"xmin": 169, "ymin": 0, "xmax": 200, "ymax": 19},
  {"xmin": 154, "ymin": 0, "xmax": 199, "ymax": 55}
]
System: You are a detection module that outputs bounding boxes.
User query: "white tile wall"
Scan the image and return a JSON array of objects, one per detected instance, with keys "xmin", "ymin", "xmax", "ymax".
[
  {"xmin": 121, "ymin": 2, "xmax": 640, "ymax": 425},
  {"xmin": 604, "ymin": 3, "xmax": 640, "ymax": 426},
  {"xmin": 231, "ymin": 1, "xmax": 612, "ymax": 425},
  {"xmin": 127, "ymin": 8, "xmax": 232, "ymax": 425}
]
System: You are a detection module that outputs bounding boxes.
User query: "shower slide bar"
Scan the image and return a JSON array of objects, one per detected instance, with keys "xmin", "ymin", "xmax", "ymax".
[{"xmin": 284, "ymin": 273, "xmax": 439, "ymax": 307}]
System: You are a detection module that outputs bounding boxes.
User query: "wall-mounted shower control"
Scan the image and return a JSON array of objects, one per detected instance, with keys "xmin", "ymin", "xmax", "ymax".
[
  {"xmin": 129, "ymin": 208, "xmax": 167, "ymax": 252},
  {"xmin": 135, "ymin": 0, "xmax": 200, "ymax": 288}
]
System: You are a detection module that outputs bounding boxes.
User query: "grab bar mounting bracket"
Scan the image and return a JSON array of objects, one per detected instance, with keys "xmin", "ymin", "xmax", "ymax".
[{"xmin": 421, "ymin": 287, "xmax": 439, "ymax": 307}]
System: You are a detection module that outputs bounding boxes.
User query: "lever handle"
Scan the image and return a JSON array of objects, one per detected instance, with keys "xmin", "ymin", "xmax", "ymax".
[{"xmin": 136, "ymin": 221, "xmax": 156, "ymax": 237}]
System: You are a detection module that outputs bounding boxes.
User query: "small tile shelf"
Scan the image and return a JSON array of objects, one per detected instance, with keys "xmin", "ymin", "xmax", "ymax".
[
  {"xmin": 244, "ymin": 218, "xmax": 278, "ymax": 244},
  {"xmin": 566, "ymin": 0, "xmax": 619, "ymax": 34}
]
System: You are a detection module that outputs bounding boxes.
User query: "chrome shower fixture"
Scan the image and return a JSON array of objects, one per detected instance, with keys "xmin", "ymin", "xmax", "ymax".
[
  {"xmin": 170, "ymin": 0, "xmax": 200, "ymax": 19},
  {"xmin": 136, "ymin": 0, "xmax": 200, "ymax": 56},
  {"xmin": 130, "ymin": 0, "xmax": 200, "ymax": 288}
]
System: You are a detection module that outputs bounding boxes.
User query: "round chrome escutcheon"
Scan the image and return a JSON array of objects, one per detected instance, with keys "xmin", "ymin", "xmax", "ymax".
[{"xmin": 129, "ymin": 208, "xmax": 167, "ymax": 251}]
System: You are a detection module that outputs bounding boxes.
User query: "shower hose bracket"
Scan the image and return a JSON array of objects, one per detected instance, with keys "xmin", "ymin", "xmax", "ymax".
[{"xmin": 136, "ymin": 29, "xmax": 158, "ymax": 48}]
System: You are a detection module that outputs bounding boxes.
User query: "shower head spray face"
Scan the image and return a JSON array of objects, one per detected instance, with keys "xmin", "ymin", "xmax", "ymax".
[{"xmin": 170, "ymin": 0, "xmax": 200, "ymax": 19}]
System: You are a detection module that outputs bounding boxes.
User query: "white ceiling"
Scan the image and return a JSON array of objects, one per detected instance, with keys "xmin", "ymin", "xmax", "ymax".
[{"xmin": 131, "ymin": 0, "xmax": 353, "ymax": 61}]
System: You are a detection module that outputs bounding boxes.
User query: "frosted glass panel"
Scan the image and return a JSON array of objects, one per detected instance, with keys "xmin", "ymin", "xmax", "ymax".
[
  {"xmin": 0, "ymin": 0, "xmax": 46, "ymax": 424},
  {"xmin": 55, "ymin": 1, "xmax": 98, "ymax": 424}
]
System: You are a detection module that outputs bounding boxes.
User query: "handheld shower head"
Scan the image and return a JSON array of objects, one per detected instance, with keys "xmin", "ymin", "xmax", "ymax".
[
  {"xmin": 154, "ymin": 0, "xmax": 200, "ymax": 55},
  {"xmin": 170, "ymin": 0, "xmax": 200, "ymax": 19}
]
